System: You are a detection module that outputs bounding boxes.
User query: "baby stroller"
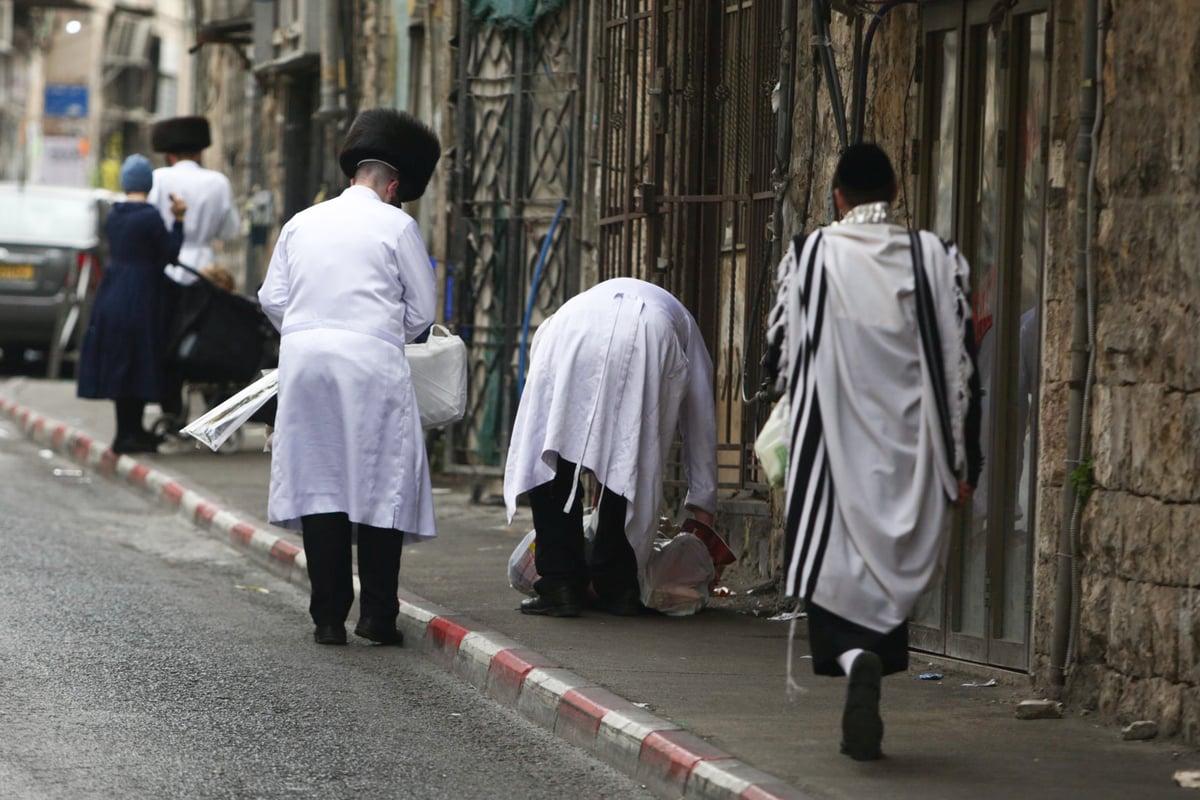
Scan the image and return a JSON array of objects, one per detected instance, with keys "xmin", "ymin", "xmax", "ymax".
[{"xmin": 152, "ymin": 265, "xmax": 279, "ymax": 452}]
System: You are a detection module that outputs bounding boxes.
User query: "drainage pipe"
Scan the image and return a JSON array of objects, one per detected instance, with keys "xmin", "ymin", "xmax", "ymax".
[
  {"xmin": 850, "ymin": 0, "xmax": 916, "ymax": 145},
  {"xmin": 813, "ymin": 0, "xmax": 848, "ymax": 151},
  {"xmin": 1050, "ymin": 0, "xmax": 1100, "ymax": 689}
]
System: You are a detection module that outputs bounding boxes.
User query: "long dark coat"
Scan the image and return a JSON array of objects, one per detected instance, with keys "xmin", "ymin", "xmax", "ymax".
[{"xmin": 76, "ymin": 202, "xmax": 183, "ymax": 400}]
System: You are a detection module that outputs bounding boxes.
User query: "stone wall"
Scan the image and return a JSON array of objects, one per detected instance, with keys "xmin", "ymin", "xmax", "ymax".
[
  {"xmin": 1044, "ymin": 0, "xmax": 1200, "ymax": 741},
  {"xmin": 780, "ymin": 1, "xmax": 1200, "ymax": 744}
]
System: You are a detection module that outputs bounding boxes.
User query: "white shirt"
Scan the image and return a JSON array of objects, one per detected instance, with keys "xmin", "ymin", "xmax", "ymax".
[{"xmin": 148, "ymin": 159, "xmax": 240, "ymax": 283}]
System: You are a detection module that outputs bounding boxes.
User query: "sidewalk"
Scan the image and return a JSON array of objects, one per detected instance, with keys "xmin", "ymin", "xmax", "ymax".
[{"xmin": 3, "ymin": 375, "xmax": 1198, "ymax": 800}]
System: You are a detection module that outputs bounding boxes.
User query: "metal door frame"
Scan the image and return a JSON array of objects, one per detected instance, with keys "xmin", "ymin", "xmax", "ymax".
[
  {"xmin": 596, "ymin": 0, "xmax": 785, "ymax": 495},
  {"xmin": 446, "ymin": 5, "xmax": 587, "ymax": 472}
]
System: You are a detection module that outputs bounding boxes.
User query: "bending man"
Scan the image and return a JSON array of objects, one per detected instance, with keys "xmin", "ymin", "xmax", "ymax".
[{"xmin": 504, "ymin": 278, "xmax": 718, "ymax": 617}]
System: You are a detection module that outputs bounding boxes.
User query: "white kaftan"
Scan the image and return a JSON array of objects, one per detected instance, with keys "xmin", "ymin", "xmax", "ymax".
[
  {"xmin": 766, "ymin": 217, "xmax": 973, "ymax": 633},
  {"xmin": 257, "ymin": 185, "xmax": 437, "ymax": 543},
  {"xmin": 503, "ymin": 278, "xmax": 717, "ymax": 592},
  {"xmin": 148, "ymin": 160, "xmax": 240, "ymax": 283}
]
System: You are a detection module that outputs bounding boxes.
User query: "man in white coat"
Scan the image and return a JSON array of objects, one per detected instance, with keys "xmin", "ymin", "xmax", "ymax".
[
  {"xmin": 504, "ymin": 278, "xmax": 718, "ymax": 617},
  {"xmin": 147, "ymin": 116, "xmax": 241, "ymax": 422},
  {"xmin": 764, "ymin": 144, "xmax": 982, "ymax": 760},
  {"xmin": 147, "ymin": 116, "xmax": 240, "ymax": 284},
  {"xmin": 258, "ymin": 109, "xmax": 441, "ymax": 646}
]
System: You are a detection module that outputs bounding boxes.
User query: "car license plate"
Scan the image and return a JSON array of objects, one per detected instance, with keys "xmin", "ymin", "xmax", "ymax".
[{"xmin": 0, "ymin": 263, "xmax": 34, "ymax": 281}]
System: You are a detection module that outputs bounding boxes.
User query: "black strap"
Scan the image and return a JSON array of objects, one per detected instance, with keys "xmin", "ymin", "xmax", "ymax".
[{"xmin": 909, "ymin": 229, "xmax": 956, "ymax": 477}]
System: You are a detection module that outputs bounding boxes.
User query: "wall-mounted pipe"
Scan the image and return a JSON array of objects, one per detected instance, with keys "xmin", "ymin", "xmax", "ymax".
[
  {"xmin": 850, "ymin": 0, "xmax": 917, "ymax": 145},
  {"xmin": 813, "ymin": 0, "xmax": 848, "ymax": 152},
  {"xmin": 1051, "ymin": 0, "xmax": 1101, "ymax": 689}
]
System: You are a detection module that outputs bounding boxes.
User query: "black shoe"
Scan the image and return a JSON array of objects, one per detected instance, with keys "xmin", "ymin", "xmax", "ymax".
[
  {"xmin": 841, "ymin": 651, "xmax": 884, "ymax": 761},
  {"xmin": 111, "ymin": 438, "xmax": 152, "ymax": 455},
  {"xmin": 519, "ymin": 585, "xmax": 582, "ymax": 617},
  {"xmin": 591, "ymin": 587, "xmax": 644, "ymax": 617},
  {"xmin": 313, "ymin": 624, "xmax": 347, "ymax": 645},
  {"xmin": 354, "ymin": 617, "xmax": 404, "ymax": 645},
  {"xmin": 134, "ymin": 430, "xmax": 163, "ymax": 449}
]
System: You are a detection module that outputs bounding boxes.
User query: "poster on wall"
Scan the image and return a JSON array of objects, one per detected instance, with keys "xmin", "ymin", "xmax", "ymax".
[{"xmin": 38, "ymin": 136, "xmax": 88, "ymax": 187}]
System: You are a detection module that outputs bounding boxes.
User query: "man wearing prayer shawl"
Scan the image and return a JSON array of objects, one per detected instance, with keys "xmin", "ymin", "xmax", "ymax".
[{"xmin": 763, "ymin": 144, "xmax": 982, "ymax": 761}]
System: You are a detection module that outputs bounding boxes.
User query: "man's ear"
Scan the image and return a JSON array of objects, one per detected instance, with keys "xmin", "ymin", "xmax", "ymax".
[{"xmin": 833, "ymin": 187, "xmax": 849, "ymax": 216}]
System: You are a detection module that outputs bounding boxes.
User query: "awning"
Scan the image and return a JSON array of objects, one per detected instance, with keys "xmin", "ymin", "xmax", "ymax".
[{"xmin": 467, "ymin": 0, "xmax": 566, "ymax": 32}]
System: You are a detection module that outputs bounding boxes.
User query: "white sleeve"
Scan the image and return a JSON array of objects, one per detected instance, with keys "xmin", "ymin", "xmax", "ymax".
[
  {"xmin": 679, "ymin": 314, "xmax": 718, "ymax": 515},
  {"xmin": 147, "ymin": 170, "xmax": 174, "ymax": 230},
  {"xmin": 395, "ymin": 221, "xmax": 437, "ymax": 342},
  {"xmin": 257, "ymin": 224, "xmax": 292, "ymax": 331}
]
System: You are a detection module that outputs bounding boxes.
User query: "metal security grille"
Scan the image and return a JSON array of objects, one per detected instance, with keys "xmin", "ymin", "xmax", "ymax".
[
  {"xmin": 446, "ymin": 6, "xmax": 584, "ymax": 470},
  {"xmin": 597, "ymin": 0, "xmax": 781, "ymax": 492}
]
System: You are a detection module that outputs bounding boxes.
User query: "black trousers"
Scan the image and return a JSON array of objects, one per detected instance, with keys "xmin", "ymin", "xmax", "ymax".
[
  {"xmin": 113, "ymin": 398, "xmax": 146, "ymax": 442},
  {"xmin": 806, "ymin": 601, "xmax": 909, "ymax": 677},
  {"xmin": 527, "ymin": 457, "xmax": 637, "ymax": 600},
  {"xmin": 301, "ymin": 512, "xmax": 403, "ymax": 627}
]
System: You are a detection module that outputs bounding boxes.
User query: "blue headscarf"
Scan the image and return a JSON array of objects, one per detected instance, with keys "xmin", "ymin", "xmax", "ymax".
[{"xmin": 119, "ymin": 154, "xmax": 154, "ymax": 193}]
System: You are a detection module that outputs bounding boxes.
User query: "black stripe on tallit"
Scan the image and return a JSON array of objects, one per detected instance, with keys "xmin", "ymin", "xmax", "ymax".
[
  {"xmin": 783, "ymin": 231, "xmax": 830, "ymax": 598},
  {"xmin": 909, "ymin": 229, "xmax": 955, "ymax": 470},
  {"xmin": 803, "ymin": 456, "xmax": 835, "ymax": 602},
  {"xmin": 787, "ymin": 232, "xmax": 823, "ymax": 400}
]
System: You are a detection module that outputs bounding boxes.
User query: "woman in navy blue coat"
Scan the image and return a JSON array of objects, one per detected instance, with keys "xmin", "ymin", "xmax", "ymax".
[{"xmin": 77, "ymin": 154, "xmax": 187, "ymax": 454}]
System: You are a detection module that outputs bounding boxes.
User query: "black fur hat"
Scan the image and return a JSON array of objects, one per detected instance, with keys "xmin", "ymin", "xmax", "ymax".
[
  {"xmin": 338, "ymin": 109, "xmax": 441, "ymax": 202},
  {"xmin": 151, "ymin": 116, "xmax": 212, "ymax": 154}
]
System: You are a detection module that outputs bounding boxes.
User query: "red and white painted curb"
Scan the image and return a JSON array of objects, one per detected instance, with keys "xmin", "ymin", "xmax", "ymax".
[{"xmin": 0, "ymin": 395, "xmax": 811, "ymax": 800}]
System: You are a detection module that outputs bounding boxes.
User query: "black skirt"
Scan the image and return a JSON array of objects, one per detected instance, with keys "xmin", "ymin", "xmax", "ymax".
[{"xmin": 806, "ymin": 601, "xmax": 909, "ymax": 677}]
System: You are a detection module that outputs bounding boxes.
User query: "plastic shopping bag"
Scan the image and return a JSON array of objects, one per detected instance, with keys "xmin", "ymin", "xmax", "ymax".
[
  {"xmin": 181, "ymin": 369, "xmax": 278, "ymax": 452},
  {"xmin": 641, "ymin": 532, "xmax": 716, "ymax": 616},
  {"xmin": 507, "ymin": 511, "xmax": 598, "ymax": 596},
  {"xmin": 508, "ymin": 529, "xmax": 539, "ymax": 596},
  {"xmin": 405, "ymin": 324, "xmax": 468, "ymax": 428},
  {"xmin": 753, "ymin": 397, "xmax": 790, "ymax": 487}
]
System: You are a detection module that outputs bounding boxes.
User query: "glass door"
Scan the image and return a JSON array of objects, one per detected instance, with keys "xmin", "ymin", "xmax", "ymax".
[{"xmin": 911, "ymin": 2, "xmax": 1050, "ymax": 671}]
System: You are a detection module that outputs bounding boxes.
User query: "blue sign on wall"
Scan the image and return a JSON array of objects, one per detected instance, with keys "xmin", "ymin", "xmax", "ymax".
[{"xmin": 44, "ymin": 84, "xmax": 89, "ymax": 118}]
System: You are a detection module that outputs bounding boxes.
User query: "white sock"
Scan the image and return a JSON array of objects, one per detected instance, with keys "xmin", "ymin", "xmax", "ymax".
[{"xmin": 838, "ymin": 648, "xmax": 865, "ymax": 676}]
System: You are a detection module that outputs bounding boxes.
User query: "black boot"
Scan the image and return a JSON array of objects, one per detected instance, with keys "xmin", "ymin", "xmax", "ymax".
[
  {"xmin": 841, "ymin": 651, "xmax": 884, "ymax": 760},
  {"xmin": 519, "ymin": 584, "xmax": 582, "ymax": 617},
  {"xmin": 313, "ymin": 624, "xmax": 347, "ymax": 645}
]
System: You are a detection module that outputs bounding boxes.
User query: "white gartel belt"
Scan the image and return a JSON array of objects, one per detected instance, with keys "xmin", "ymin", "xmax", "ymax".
[
  {"xmin": 561, "ymin": 291, "xmax": 644, "ymax": 513},
  {"xmin": 281, "ymin": 319, "xmax": 407, "ymax": 350}
]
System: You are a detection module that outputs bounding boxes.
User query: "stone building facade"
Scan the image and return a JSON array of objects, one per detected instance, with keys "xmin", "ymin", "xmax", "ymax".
[{"xmin": 183, "ymin": 0, "xmax": 1198, "ymax": 740}]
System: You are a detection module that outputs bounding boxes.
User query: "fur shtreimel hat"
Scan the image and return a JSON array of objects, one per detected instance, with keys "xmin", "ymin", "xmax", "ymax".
[
  {"xmin": 338, "ymin": 109, "xmax": 441, "ymax": 202},
  {"xmin": 151, "ymin": 116, "xmax": 212, "ymax": 154}
]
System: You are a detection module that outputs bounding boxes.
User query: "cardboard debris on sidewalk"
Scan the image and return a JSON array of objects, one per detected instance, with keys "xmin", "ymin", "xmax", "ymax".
[
  {"xmin": 1175, "ymin": 771, "xmax": 1200, "ymax": 789},
  {"xmin": 1121, "ymin": 720, "xmax": 1158, "ymax": 741},
  {"xmin": 1015, "ymin": 699, "xmax": 1063, "ymax": 719}
]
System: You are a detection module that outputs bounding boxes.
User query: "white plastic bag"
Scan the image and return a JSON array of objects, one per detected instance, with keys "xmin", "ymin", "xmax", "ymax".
[
  {"xmin": 753, "ymin": 397, "xmax": 790, "ymax": 487},
  {"xmin": 641, "ymin": 532, "xmax": 716, "ymax": 616},
  {"xmin": 405, "ymin": 324, "xmax": 468, "ymax": 428},
  {"xmin": 181, "ymin": 369, "xmax": 278, "ymax": 452},
  {"xmin": 508, "ymin": 529, "xmax": 539, "ymax": 596},
  {"xmin": 507, "ymin": 511, "xmax": 598, "ymax": 596}
]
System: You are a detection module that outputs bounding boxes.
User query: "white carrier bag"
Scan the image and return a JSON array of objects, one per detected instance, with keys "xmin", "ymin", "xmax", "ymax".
[{"xmin": 405, "ymin": 324, "xmax": 468, "ymax": 428}]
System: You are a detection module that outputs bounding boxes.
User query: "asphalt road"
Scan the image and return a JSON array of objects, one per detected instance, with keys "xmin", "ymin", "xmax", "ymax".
[{"xmin": 0, "ymin": 423, "xmax": 655, "ymax": 800}]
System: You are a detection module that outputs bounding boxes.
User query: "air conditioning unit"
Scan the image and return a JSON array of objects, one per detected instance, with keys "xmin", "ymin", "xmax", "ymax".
[{"xmin": 257, "ymin": 0, "xmax": 321, "ymax": 70}]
